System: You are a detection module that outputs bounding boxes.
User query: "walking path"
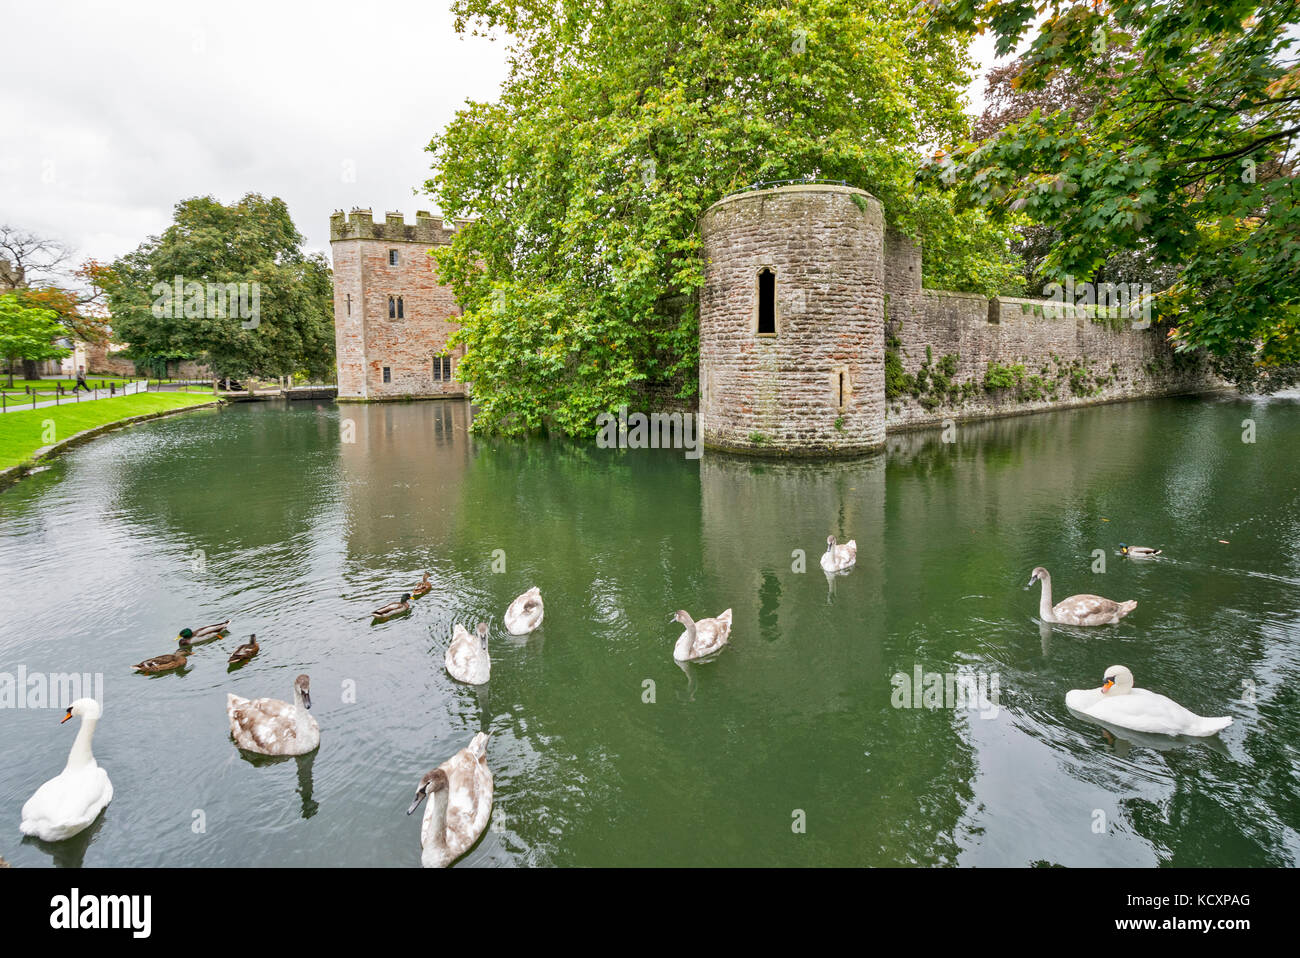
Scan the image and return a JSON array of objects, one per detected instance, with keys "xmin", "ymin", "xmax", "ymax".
[{"xmin": 0, "ymin": 380, "xmax": 206, "ymax": 413}]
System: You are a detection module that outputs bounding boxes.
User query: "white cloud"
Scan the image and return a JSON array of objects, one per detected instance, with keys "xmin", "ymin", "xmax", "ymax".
[{"xmin": 1, "ymin": 3, "xmax": 1010, "ymax": 270}]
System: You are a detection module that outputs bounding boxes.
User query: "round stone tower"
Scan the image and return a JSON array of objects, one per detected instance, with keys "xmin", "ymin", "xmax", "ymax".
[{"xmin": 698, "ymin": 184, "xmax": 887, "ymax": 455}]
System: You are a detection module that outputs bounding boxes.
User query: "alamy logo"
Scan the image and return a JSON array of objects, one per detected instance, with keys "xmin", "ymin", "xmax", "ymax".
[
  {"xmin": 151, "ymin": 276, "xmax": 261, "ymax": 329},
  {"xmin": 0, "ymin": 668, "xmax": 104, "ymax": 709},
  {"xmin": 49, "ymin": 889, "xmax": 151, "ymax": 938},
  {"xmin": 1042, "ymin": 277, "xmax": 1152, "ymax": 329},
  {"xmin": 596, "ymin": 405, "xmax": 702, "ymax": 460}
]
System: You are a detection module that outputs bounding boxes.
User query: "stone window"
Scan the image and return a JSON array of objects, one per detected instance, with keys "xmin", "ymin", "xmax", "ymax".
[
  {"xmin": 388, "ymin": 296, "xmax": 405, "ymax": 320},
  {"xmin": 382, "ymin": 366, "xmax": 392, "ymax": 383},
  {"xmin": 397, "ymin": 296, "xmax": 405, "ymax": 319},
  {"xmin": 756, "ymin": 267, "xmax": 777, "ymax": 335},
  {"xmin": 831, "ymin": 366, "xmax": 852, "ymax": 410},
  {"xmin": 433, "ymin": 355, "xmax": 452, "ymax": 381},
  {"xmin": 388, "ymin": 249, "xmax": 399, "ymax": 266}
]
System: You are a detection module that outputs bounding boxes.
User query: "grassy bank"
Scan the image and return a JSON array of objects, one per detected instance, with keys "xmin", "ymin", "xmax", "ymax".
[{"xmin": 0, "ymin": 391, "xmax": 219, "ymax": 470}]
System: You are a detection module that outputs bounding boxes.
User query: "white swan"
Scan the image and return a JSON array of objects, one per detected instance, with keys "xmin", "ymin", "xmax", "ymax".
[
  {"xmin": 1066, "ymin": 665, "xmax": 1232, "ymax": 737},
  {"xmin": 446, "ymin": 622, "xmax": 490, "ymax": 685},
  {"xmin": 504, "ymin": 587, "xmax": 543, "ymax": 635},
  {"xmin": 671, "ymin": 609, "xmax": 732, "ymax": 661},
  {"xmin": 407, "ymin": 732, "xmax": 493, "ymax": 868},
  {"xmin": 226, "ymin": 674, "xmax": 320, "ymax": 756},
  {"xmin": 20, "ymin": 699, "xmax": 113, "ymax": 842},
  {"xmin": 1027, "ymin": 566, "xmax": 1136, "ymax": 625},
  {"xmin": 820, "ymin": 534, "xmax": 856, "ymax": 572}
]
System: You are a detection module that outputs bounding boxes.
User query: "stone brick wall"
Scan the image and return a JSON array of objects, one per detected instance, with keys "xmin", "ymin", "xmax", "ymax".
[
  {"xmin": 885, "ymin": 289, "xmax": 1220, "ymax": 430},
  {"xmin": 85, "ymin": 341, "xmax": 137, "ymax": 377},
  {"xmin": 699, "ymin": 185, "xmax": 887, "ymax": 455},
  {"xmin": 330, "ymin": 210, "xmax": 467, "ymax": 401}
]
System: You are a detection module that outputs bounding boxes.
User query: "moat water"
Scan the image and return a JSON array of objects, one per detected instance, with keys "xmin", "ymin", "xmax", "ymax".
[{"xmin": 1, "ymin": 394, "xmax": 1298, "ymax": 866}]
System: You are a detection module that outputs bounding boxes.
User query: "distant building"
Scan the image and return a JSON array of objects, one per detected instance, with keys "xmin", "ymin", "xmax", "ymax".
[{"xmin": 328, "ymin": 209, "xmax": 468, "ymax": 401}]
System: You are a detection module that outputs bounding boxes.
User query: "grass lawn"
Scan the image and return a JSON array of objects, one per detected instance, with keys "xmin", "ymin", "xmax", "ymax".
[{"xmin": 0, "ymin": 390, "xmax": 218, "ymax": 470}]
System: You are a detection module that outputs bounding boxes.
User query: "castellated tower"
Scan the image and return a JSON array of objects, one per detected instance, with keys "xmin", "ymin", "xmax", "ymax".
[
  {"xmin": 698, "ymin": 184, "xmax": 889, "ymax": 455},
  {"xmin": 329, "ymin": 209, "xmax": 468, "ymax": 400}
]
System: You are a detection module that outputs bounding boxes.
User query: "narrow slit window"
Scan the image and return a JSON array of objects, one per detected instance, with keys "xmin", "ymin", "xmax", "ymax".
[
  {"xmin": 382, "ymin": 366, "xmax": 391, "ymax": 384},
  {"xmin": 757, "ymin": 268, "xmax": 776, "ymax": 334},
  {"xmin": 388, "ymin": 296, "xmax": 396, "ymax": 319},
  {"xmin": 838, "ymin": 371, "xmax": 844, "ymax": 408},
  {"xmin": 397, "ymin": 296, "xmax": 404, "ymax": 319}
]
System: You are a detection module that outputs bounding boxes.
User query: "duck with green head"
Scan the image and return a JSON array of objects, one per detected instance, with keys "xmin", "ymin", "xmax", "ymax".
[
  {"xmin": 1119, "ymin": 543, "xmax": 1162, "ymax": 558},
  {"xmin": 178, "ymin": 619, "xmax": 230, "ymax": 645}
]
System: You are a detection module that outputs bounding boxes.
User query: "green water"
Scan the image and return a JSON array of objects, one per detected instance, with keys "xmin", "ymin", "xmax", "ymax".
[{"xmin": 1, "ymin": 394, "xmax": 1298, "ymax": 867}]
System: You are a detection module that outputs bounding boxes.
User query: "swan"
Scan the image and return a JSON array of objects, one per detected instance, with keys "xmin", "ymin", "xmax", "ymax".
[
  {"xmin": 820, "ymin": 534, "xmax": 856, "ymax": 572},
  {"xmin": 671, "ymin": 609, "xmax": 732, "ymax": 661},
  {"xmin": 226, "ymin": 674, "xmax": 320, "ymax": 756},
  {"xmin": 407, "ymin": 732, "xmax": 493, "ymax": 868},
  {"xmin": 227, "ymin": 634, "xmax": 259, "ymax": 664},
  {"xmin": 20, "ymin": 699, "xmax": 113, "ymax": 842},
  {"xmin": 372, "ymin": 593, "xmax": 412, "ymax": 619},
  {"xmin": 504, "ymin": 587, "xmax": 543, "ymax": 635},
  {"xmin": 1066, "ymin": 665, "xmax": 1232, "ymax": 737},
  {"xmin": 446, "ymin": 622, "xmax": 490, "ymax": 685},
  {"xmin": 1119, "ymin": 544, "xmax": 1162, "ymax": 558},
  {"xmin": 1026, "ymin": 566, "xmax": 1136, "ymax": 625}
]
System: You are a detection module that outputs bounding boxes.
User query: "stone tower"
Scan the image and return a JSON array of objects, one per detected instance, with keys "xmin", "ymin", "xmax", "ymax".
[
  {"xmin": 698, "ymin": 184, "xmax": 888, "ymax": 455},
  {"xmin": 329, "ymin": 209, "xmax": 468, "ymax": 401}
]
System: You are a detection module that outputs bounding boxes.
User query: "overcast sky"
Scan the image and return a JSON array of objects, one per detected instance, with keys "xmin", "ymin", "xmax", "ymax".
[{"xmin": 1, "ymin": 1, "xmax": 1003, "ymax": 268}]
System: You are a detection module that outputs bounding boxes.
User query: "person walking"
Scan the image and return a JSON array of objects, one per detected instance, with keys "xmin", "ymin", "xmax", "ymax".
[{"xmin": 72, "ymin": 367, "xmax": 91, "ymax": 394}]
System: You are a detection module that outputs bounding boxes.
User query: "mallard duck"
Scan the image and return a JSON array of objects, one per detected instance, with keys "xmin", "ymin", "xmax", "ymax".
[
  {"xmin": 1026, "ymin": 567, "xmax": 1135, "ymax": 626},
  {"xmin": 226, "ymin": 674, "xmax": 319, "ymax": 756},
  {"xmin": 372, "ymin": 593, "xmax": 412, "ymax": 619},
  {"xmin": 820, "ymin": 534, "xmax": 857, "ymax": 572},
  {"xmin": 671, "ymin": 608, "xmax": 733, "ymax": 662},
  {"xmin": 504, "ymin": 587, "xmax": 543, "ymax": 635},
  {"xmin": 227, "ymin": 634, "xmax": 259, "ymax": 664},
  {"xmin": 1119, "ymin": 543, "xmax": 1162, "ymax": 558},
  {"xmin": 446, "ymin": 622, "xmax": 490, "ymax": 685},
  {"xmin": 411, "ymin": 573, "xmax": 433, "ymax": 598},
  {"xmin": 132, "ymin": 648, "xmax": 192, "ymax": 674},
  {"xmin": 19, "ymin": 699, "xmax": 113, "ymax": 842},
  {"xmin": 407, "ymin": 732, "xmax": 493, "ymax": 868},
  {"xmin": 178, "ymin": 620, "xmax": 230, "ymax": 644},
  {"xmin": 1066, "ymin": 665, "xmax": 1232, "ymax": 737}
]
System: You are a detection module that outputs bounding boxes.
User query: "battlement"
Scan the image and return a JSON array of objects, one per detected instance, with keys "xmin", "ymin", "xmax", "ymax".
[{"xmin": 329, "ymin": 208, "xmax": 468, "ymax": 245}]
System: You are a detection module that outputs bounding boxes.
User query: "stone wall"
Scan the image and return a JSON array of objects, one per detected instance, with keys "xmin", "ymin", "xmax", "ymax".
[
  {"xmin": 330, "ymin": 209, "xmax": 468, "ymax": 401},
  {"xmin": 699, "ymin": 185, "xmax": 887, "ymax": 455},
  {"xmin": 885, "ymin": 288, "xmax": 1219, "ymax": 431}
]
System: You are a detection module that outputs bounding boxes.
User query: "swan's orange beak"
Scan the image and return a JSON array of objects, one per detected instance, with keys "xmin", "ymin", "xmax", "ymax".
[
  {"xmin": 60, "ymin": 709, "xmax": 73, "ymax": 723},
  {"xmin": 1102, "ymin": 680, "xmax": 1114, "ymax": 693}
]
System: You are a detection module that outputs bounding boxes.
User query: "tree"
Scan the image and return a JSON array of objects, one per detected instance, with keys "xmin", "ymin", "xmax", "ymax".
[
  {"xmin": 424, "ymin": 0, "xmax": 1024, "ymax": 436},
  {"xmin": 923, "ymin": 0, "xmax": 1300, "ymax": 391},
  {"xmin": 102, "ymin": 194, "xmax": 334, "ymax": 382},
  {"xmin": 0, "ymin": 225, "xmax": 110, "ymax": 377},
  {"xmin": 0, "ymin": 295, "xmax": 70, "ymax": 387}
]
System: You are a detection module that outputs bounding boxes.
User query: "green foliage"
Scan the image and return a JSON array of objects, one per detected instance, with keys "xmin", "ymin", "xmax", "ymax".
[
  {"xmin": 0, "ymin": 294, "xmax": 69, "ymax": 386},
  {"xmin": 983, "ymin": 361, "xmax": 1025, "ymax": 392},
  {"xmin": 425, "ymin": 0, "xmax": 1022, "ymax": 436},
  {"xmin": 884, "ymin": 336, "xmax": 913, "ymax": 400},
  {"xmin": 102, "ymin": 194, "xmax": 334, "ymax": 381},
  {"xmin": 924, "ymin": 0, "xmax": 1300, "ymax": 390}
]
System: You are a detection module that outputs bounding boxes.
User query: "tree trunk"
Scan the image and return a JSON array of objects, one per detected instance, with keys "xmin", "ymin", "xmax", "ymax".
[{"xmin": 21, "ymin": 358, "xmax": 37, "ymax": 381}]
